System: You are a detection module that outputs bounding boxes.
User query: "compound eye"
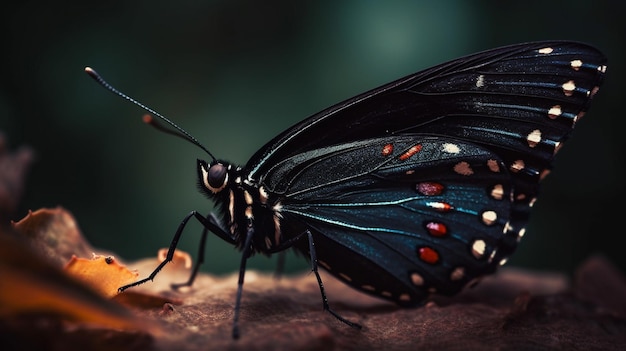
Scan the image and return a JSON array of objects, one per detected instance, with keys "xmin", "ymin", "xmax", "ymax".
[
  {"xmin": 199, "ymin": 160, "xmax": 229, "ymax": 194},
  {"xmin": 208, "ymin": 163, "xmax": 228, "ymax": 189}
]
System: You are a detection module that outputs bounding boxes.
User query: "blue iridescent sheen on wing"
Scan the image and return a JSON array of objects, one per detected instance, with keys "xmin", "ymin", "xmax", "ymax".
[
  {"xmin": 244, "ymin": 41, "xmax": 607, "ymax": 305},
  {"xmin": 267, "ymin": 136, "xmax": 511, "ymax": 304}
]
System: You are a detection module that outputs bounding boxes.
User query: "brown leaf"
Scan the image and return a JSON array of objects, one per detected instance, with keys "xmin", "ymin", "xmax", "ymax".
[
  {"xmin": 64, "ymin": 254, "xmax": 139, "ymax": 298},
  {"xmin": 0, "ymin": 230, "xmax": 151, "ymax": 333},
  {"xmin": 11, "ymin": 207, "xmax": 101, "ymax": 266}
]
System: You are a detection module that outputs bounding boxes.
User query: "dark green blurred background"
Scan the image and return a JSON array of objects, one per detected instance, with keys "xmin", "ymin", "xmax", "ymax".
[{"xmin": 2, "ymin": 1, "xmax": 624, "ymax": 276}]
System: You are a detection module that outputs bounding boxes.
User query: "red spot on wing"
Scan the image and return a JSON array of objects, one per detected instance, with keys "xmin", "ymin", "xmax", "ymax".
[
  {"xmin": 417, "ymin": 182, "xmax": 444, "ymax": 196},
  {"xmin": 381, "ymin": 143, "xmax": 394, "ymax": 156},
  {"xmin": 418, "ymin": 246, "xmax": 440, "ymax": 264},
  {"xmin": 425, "ymin": 221, "xmax": 448, "ymax": 237},
  {"xmin": 399, "ymin": 144, "xmax": 422, "ymax": 160}
]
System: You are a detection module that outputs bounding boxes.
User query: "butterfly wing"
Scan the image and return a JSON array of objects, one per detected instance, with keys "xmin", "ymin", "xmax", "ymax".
[
  {"xmin": 247, "ymin": 41, "xmax": 606, "ymax": 182},
  {"xmin": 267, "ymin": 135, "xmax": 513, "ymax": 304},
  {"xmin": 243, "ymin": 41, "xmax": 606, "ymax": 304},
  {"xmin": 247, "ymin": 40, "xmax": 606, "ymax": 254}
]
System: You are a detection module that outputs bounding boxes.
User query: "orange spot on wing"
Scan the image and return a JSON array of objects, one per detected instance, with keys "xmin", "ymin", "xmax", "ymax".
[
  {"xmin": 399, "ymin": 144, "xmax": 422, "ymax": 160},
  {"xmin": 381, "ymin": 143, "xmax": 394, "ymax": 156}
]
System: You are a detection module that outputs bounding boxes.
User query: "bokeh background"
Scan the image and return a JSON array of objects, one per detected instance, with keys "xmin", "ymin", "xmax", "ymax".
[{"xmin": 2, "ymin": 1, "xmax": 624, "ymax": 276}]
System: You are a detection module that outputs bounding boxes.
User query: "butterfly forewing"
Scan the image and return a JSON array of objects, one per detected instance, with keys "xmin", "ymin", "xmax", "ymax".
[{"xmin": 247, "ymin": 42, "xmax": 606, "ymax": 182}]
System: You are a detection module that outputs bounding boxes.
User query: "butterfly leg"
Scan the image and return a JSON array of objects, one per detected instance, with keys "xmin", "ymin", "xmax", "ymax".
[
  {"xmin": 232, "ymin": 224, "xmax": 255, "ymax": 339},
  {"xmin": 266, "ymin": 230, "xmax": 362, "ymax": 329},
  {"xmin": 119, "ymin": 210, "xmax": 235, "ymax": 292},
  {"xmin": 305, "ymin": 230, "xmax": 362, "ymax": 330},
  {"xmin": 273, "ymin": 251, "xmax": 287, "ymax": 280},
  {"xmin": 171, "ymin": 213, "xmax": 226, "ymax": 290}
]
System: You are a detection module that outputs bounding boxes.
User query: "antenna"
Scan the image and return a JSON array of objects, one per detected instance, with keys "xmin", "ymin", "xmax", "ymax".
[{"xmin": 84, "ymin": 67, "xmax": 216, "ymax": 161}]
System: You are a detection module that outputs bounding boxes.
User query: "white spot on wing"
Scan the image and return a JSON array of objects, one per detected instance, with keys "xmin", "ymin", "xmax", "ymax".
[
  {"xmin": 510, "ymin": 160, "xmax": 525, "ymax": 173},
  {"xmin": 503, "ymin": 221, "xmax": 513, "ymax": 234},
  {"xmin": 426, "ymin": 202, "xmax": 452, "ymax": 211},
  {"xmin": 570, "ymin": 59, "xmax": 583, "ymax": 71},
  {"xmin": 442, "ymin": 143, "xmax": 460, "ymax": 154},
  {"xmin": 527, "ymin": 129, "xmax": 542, "ymax": 148},
  {"xmin": 471, "ymin": 240, "xmax": 486, "ymax": 259},
  {"xmin": 481, "ymin": 210, "xmax": 497, "ymax": 225},
  {"xmin": 562, "ymin": 80, "xmax": 576, "ymax": 97},
  {"xmin": 476, "ymin": 74, "xmax": 485, "ymax": 88},
  {"xmin": 538, "ymin": 47, "xmax": 554, "ymax": 54},
  {"xmin": 548, "ymin": 105, "xmax": 562, "ymax": 120},
  {"xmin": 490, "ymin": 184, "xmax": 504, "ymax": 200}
]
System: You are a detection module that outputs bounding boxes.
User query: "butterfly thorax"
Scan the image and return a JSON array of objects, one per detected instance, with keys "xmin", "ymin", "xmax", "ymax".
[{"xmin": 197, "ymin": 159, "xmax": 285, "ymax": 254}]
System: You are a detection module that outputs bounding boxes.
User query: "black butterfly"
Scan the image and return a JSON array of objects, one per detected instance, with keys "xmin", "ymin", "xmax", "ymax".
[{"xmin": 86, "ymin": 41, "xmax": 607, "ymax": 339}]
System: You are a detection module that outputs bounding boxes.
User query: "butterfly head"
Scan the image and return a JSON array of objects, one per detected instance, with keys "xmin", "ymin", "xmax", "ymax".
[{"xmin": 198, "ymin": 159, "xmax": 232, "ymax": 194}]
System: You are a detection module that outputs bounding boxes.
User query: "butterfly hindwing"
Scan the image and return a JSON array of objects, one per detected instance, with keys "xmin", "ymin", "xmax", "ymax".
[{"xmin": 266, "ymin": 135, "xmax": 515, "ymax": 304}]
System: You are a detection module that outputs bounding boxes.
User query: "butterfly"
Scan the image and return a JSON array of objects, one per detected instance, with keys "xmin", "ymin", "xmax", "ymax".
[{"xmin": 86, "ymin": 41, "xmax": 607, "ymax": 339}]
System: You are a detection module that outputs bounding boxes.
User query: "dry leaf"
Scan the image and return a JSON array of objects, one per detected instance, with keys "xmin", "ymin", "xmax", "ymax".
[
  {"xmin": 64, "ymin": 254, "xmax": 139, "ymax": 298},
  {"xmin": 158, "ymin": 248, "xmax": 193, "ymax": 270},
  {"xmin": 0, "ymin": 230, "xmax": 150, "ymax": 333},
  {"xmin": 11, "ymin": 207, "xmax": 100, "ymax": 266}
]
